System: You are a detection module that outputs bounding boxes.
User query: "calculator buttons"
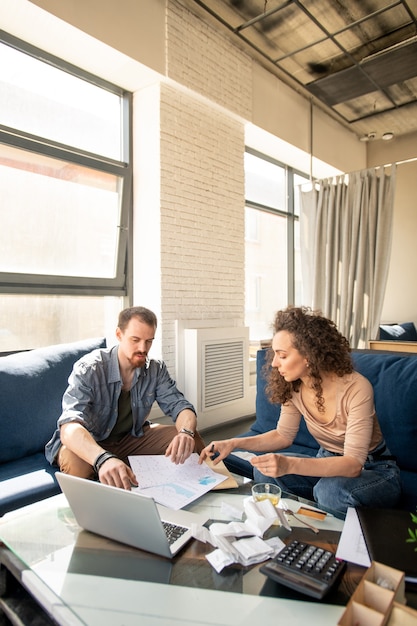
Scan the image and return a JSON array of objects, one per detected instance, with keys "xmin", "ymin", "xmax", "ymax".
[{"xmin": 260, "ymin": 540, "xmax": 346, "ymax": 600}]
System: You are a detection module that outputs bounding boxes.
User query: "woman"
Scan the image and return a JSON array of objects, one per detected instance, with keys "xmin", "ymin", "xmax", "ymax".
[{"xmin": 199, "ymin": 306, "xmax": 401, "ymax": 514}]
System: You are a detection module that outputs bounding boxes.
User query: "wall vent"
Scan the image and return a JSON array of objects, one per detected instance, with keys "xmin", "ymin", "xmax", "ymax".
[
  {"xmin": 180, "ymin": 325, "xmax": 253, "ymax": 429},
  {"xmin": 203, "ymin": 340, "xmax": 244, "ymax": 409}
]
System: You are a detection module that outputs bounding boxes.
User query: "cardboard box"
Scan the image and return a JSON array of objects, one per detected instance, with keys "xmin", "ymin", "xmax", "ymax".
[{"xmin": 338, "ymin": 562, "xmax": 413, "ymax": 626}]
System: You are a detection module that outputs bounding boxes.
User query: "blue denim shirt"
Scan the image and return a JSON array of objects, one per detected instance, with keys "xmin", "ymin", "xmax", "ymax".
[{"xmin": 45, "ymin": 345, "xmax": 196, "ymax": 464}]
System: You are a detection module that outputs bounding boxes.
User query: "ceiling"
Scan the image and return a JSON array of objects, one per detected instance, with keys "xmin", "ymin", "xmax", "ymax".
[{"xmin": 185, "ymin": 0, "xmax": 417, "ymax": 141}]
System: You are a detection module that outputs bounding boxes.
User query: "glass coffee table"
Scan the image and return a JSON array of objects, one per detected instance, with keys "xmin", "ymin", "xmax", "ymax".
[{"xmin": 0, "ymin": 481, "xmax": 363, "ymax": 626}]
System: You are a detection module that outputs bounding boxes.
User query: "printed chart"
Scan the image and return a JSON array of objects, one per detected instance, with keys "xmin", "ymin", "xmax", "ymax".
[{"xmin": 129, "ymin": 453, "xmax": 227, "ymax": 509}]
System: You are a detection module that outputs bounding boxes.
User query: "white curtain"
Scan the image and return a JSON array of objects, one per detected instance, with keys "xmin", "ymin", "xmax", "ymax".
[{"xmin": 300, "ymin": 165, "xmax": 396, "ymax": 348}]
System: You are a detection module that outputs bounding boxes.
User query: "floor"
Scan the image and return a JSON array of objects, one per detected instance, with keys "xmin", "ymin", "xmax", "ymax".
[{"xmin": 201, "ymin": 415, "xmax": 254, "ymax": 442}]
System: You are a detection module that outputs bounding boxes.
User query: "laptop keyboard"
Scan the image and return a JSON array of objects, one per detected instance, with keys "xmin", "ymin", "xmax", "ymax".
[{"xmin": 162, "ymin": 521, "xmax": 189, "ymax": 545}]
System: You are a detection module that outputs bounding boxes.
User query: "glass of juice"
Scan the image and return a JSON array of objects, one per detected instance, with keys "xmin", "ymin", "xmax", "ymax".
[{"xmin": 251, "ymin": 482, "xmax": 281, "ymax": 506}]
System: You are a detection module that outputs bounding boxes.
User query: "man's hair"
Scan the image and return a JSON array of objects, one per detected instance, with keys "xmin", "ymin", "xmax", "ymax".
[{"xmin": 117, "ymin": 306, "xmax": 158, "ymax": 332}]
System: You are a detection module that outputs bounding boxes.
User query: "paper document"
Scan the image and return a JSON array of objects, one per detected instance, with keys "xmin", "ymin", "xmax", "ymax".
[
  {"xmin": 336, "ymin": 507, "xmax": 371, "ymax": 567},
  {"xmin": 129, "ymin": 453, "xmax": 228, "ymax": 510}
]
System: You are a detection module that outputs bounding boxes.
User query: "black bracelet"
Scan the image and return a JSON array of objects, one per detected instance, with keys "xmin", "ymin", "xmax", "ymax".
[{"xmin": 93, "ymin": 451, "xmax": 118, "ymax": 475}]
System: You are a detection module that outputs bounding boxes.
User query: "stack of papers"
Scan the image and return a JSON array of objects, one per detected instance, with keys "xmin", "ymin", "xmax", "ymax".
[
  {"xmin": 206, "ymin": 535, "xmax": 284, "ymax": 572},
  {"xmin": 192, "ymin": 496, "xmax": 287, "ymax": 573}
]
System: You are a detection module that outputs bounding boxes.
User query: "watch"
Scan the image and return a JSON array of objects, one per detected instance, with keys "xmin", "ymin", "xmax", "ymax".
[{"xmin": 179, "ymin": 428, "xmax": 195, "ymax": 438}]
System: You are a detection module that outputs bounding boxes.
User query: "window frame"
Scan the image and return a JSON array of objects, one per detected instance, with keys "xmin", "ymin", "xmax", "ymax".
[
  {"xmin": 0, "ymin": 31, "xmax": 132, "ymax": 297},
  {"xmin": 245, "ymin": 147, "xmax": 307, "ymax": 307}
]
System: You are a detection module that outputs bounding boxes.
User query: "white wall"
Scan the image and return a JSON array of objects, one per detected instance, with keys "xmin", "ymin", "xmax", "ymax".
[
  {"xmin": 251, "ymin": 63, "xmax": 366, "ymax": 174},
  {"xmin": 368, "ymin": 133, "xmax": 417, "ymax": 327},
  {"xmin": 28, "ymin": 0, "xmax": 167, "ymax": 75}
]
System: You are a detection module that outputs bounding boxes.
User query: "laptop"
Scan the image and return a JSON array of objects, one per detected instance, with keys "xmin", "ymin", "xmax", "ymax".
[{"xmin": 56, "ymin": 472, "xmax": 207, "ymax": 558}]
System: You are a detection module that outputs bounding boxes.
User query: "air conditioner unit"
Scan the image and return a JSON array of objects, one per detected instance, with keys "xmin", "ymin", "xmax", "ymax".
[{"xmin": 182, "ymin": 326, "xmax": 253, "ymax": 429}]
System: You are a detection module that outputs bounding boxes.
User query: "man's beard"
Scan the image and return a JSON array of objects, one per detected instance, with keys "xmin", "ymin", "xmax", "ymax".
[{"xmin": 130, "ymin": 352, "xmax": 147, "ymax": 366}]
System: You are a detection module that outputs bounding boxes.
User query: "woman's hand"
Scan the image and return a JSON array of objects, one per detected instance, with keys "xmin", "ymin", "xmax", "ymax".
[
  {"xmin": 198, "ymin": 439, "xmax": 236, "ymax": 465},
  {"xmin": 250, "ymin": 452, "xmax": 288, "ymax": 477}
]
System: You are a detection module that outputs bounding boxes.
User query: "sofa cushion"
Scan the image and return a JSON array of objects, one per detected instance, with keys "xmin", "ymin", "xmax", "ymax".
[
  {"xmin": 0, "ymin": 337, "xmax": 106, "ymax": 464},
  {"xmin": 400, "ymin": 471, "xmax": 417, "ymax": 512},
  {"xmin": 0, "ymin": 453, "xmax": 60, "ymax": 516},
  {"xmin": 379, "ymin": 322, "xmax": 417, "ymax": 341},
  {"xmin": 351, "ymin": 350, "xmax": 417, "ymax": 474}
]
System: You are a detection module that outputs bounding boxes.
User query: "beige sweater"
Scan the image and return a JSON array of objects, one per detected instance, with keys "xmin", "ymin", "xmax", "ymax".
[{"xmin": 277, "ymin": 371, "xmax": 383, "ymax": 465}]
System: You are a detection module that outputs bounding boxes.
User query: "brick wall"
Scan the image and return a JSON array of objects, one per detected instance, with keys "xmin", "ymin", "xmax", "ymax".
[
  {"xmin": 143, "ymin": 1, "xmax": 253, "ymax": 374},
  {"xmin": 167, "ymin": 0, "xmax": 252, "ymax": 120},
  {"xmin": 159, "ymin": 83, "xmax": 245, "ymax": 372}
]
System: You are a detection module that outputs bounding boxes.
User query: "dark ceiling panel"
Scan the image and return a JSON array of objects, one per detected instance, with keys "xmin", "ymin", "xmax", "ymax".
[
  {"xmin": 186, "ymin": 0, "xmax": 417, "ymax": 138},
  {"xmin": 306, "ymin": 38, "xmax": 417, "ymax": 106},
  {"xmin": 363, "ymin": 38, "xmax": 417, "ymax": 86},
  {"xmin": 307, "ymin": 66, "xmax": 378, "ymax": 106}
]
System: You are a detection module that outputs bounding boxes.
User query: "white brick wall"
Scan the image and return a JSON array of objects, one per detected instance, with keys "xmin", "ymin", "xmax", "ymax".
[
  {"xmin": 159, "ymin": 83, "xmax": 245, "ymax": 373},
  {"xmin": 132, "ymin": 1, "xmax": 251, "ymax": 382},
  {"xmin": 167, "ymin": 0, "xmax": 252, "ymax": 120}
]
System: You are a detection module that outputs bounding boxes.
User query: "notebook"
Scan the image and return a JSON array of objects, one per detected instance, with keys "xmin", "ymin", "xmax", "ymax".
[
  {"xmin": 356, "ymin": 506, "xmax": 417, "ymax": 581},
  {"xmin": 56, "ymin": 472, "xmax": 208, "ymax": 558}
]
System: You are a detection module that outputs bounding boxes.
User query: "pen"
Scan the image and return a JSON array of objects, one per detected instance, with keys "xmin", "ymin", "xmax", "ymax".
[{"xmin": 210, "ymin": 444, "xmax": 215, "ymax": 453}]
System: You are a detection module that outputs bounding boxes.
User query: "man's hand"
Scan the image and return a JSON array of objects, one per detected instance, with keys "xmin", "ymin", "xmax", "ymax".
[
  {"xmin": 98, "ymin": 457, "xmax": 138, "ymax": 490},
  {"xmin": 165, "ymin": 432, "xmax": 195, "ymax": 464}
]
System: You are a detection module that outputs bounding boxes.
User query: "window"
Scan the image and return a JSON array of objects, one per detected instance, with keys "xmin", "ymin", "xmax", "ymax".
[
  {"xmin": 245, "ymin": 149, "xmax": 308, "ymax": 342},
  {"xmin": 0, "ymin": 33, "xmax": 132, "ymax": 351}
]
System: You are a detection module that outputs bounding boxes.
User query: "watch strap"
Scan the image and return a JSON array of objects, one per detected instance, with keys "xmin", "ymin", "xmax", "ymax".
[{"xmin": 179, "ymin": 428, "xmax": 195, "ymax": 438}]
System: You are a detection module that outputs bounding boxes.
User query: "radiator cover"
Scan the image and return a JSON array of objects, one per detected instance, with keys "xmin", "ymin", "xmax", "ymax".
[{"xmin": 182, "ymin": 326, "xmax": 252, "ymax": 429}]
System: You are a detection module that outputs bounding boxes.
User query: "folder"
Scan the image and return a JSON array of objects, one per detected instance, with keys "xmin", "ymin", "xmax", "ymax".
[{"xmin": 356, "ymin": 506, "xmax": 417, "ymax": 582}]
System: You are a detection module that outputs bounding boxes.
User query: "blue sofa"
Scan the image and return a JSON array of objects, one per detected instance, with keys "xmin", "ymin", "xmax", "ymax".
[
  {"xmin": 224, "ymin": 349, "xmax": 417, "ymax": 512},
  {"xmin": 0, "ymin": 337, "xmax": 106, "ymax": 516}
]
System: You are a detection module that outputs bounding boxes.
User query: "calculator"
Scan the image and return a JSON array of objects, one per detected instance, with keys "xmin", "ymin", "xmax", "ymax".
[{"xmin": 260, "ymin": 539, "xmax": 346, "ymax": 600}]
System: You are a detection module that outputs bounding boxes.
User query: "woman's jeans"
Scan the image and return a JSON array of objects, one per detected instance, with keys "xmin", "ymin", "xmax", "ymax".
[{"xmin": 252, "ymin": 444, "xmax": 402, "ymax": 516}]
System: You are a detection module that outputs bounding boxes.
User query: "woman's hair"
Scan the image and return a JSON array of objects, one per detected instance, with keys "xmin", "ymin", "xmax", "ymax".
[{"xmin": 264, "ymin": 306, "xmax": 353, "ymax": 411}]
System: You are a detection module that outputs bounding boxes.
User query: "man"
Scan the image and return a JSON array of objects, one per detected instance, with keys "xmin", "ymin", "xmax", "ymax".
[{"xmin": 45, "ymin": 306, "xmax": 205, "ymax": 490}]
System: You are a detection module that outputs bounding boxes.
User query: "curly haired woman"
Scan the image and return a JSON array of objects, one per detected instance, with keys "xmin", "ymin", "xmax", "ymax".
[{"xmin": 200, "ymin": 306, "xmax": 401, "ymax": 515}]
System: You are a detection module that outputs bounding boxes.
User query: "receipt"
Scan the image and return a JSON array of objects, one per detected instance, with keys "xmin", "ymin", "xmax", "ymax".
[{"xmin": 193, "ymin": 497, "xmax": 287, "ymax": 573}]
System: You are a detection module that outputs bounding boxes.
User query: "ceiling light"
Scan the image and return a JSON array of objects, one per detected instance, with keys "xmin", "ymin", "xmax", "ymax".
[
  {"xmin": 359, "ymin": 132, "xmax": 378, "ymax": 142},
  {"xmin": 382, "ymin": 132, "xmax": 394, "ymax": 141}
]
